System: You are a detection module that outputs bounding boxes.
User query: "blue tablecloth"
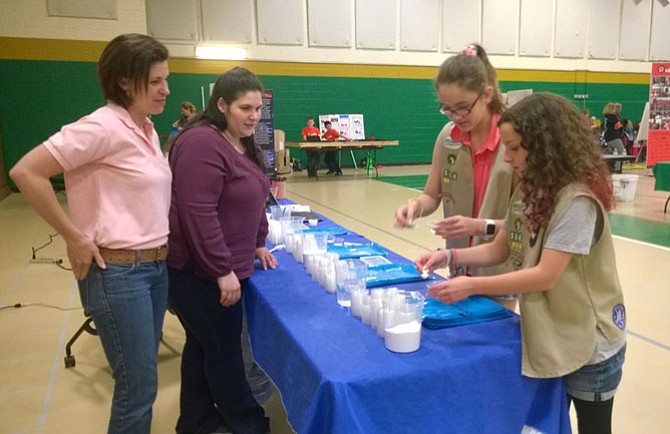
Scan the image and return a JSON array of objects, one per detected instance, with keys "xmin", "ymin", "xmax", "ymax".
[{"xmin": 246, "ymin": 211, "xmax": 571, "ymax": 434}]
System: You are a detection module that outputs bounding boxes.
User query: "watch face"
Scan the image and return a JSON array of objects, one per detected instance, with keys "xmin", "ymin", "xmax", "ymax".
[{"xmin": 486, "ymin": 222, "xmax": 496, "ymax": 236}]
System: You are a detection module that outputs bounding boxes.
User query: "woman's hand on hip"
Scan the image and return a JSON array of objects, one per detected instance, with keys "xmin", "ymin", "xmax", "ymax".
[
  {"xmin": 217, "ymin": 272, "xmax": 241, "ymax": 306},
  {"xmin": 65, "ymin": 235, "xmax": 106, "ymax": 280}
]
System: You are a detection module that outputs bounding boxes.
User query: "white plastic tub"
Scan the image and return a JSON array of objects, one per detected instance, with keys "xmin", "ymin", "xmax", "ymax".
[{"xmin": 612, "ymin": 174, "xmax": 639, "ymax": 202}]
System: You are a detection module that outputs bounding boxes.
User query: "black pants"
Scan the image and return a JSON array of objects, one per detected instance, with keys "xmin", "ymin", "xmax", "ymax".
[
  {"xmin": 306, "ymin": 151, "xmax": 320, "ymax": 177},
  {"xmin": 168, "ymin": 267, "xmax": 266, "ymax": 434},
  {"xmin": 569, "ymin": 396, "xmax": 614, "ymax": 434},
  {"xmin": 324, "ymin": 151, "xmax": 340, "ymax": 173}
]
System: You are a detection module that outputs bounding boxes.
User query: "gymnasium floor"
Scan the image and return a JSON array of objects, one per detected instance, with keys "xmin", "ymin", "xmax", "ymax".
[{"xmin": 0, "ymin": 163, "xmax": 668, "ymax": 433}]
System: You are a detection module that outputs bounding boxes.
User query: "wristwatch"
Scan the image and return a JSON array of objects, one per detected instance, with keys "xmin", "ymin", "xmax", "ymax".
[{"xmin": 484, "ymin": 219, "xmax": 496, "ymax": 239}]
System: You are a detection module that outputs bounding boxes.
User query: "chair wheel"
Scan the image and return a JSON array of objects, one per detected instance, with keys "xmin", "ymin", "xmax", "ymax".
[{"xmin": 64, "ymin": 355, "xmax": 76, "ymax": 368}]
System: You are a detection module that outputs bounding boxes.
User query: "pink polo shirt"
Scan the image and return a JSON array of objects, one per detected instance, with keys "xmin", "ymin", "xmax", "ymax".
[
  {"xmin": 450, "ymin": 113, "xmax": 501, "ymax": 217},
  {"xmin": 43, "ymin": 103, "xmax": 171, "ymax": 249}
]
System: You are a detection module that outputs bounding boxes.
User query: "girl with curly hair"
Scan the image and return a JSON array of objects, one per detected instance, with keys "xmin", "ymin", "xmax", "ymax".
[{"xmin": 416, "ymin": 93, "xmax": 626, "ymax": 434}]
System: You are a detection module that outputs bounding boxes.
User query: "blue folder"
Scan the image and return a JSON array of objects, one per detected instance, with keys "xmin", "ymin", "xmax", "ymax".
[
  {"xmin": 327, "ymin": 242, "xmax": 387, "ymax": 259},
  {"xmin": 366, "ymin": 262, "xmax": 425, "ymax": 288},
  {"xmin": 422, "ymin": 296, "xmax": 512, "ymax": 329}
]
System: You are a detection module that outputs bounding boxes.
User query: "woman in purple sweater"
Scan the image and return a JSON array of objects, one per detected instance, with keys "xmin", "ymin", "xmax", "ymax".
[{"xmin": 167, "ymin": 67, "xmax": 276, "ymax": 434}]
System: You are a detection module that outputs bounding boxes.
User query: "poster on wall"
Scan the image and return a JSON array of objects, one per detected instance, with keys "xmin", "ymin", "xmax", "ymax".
[
  {"xmin": 317, "ymin": 114, "xmax": 365, "ymax": 140},
  {"xmin": 647, "ymin": 63, "xmax": 670, "ymax": 167},
  {"xmin": 254, "ymin": 90, "xmax": 275, "ymax": 175}
]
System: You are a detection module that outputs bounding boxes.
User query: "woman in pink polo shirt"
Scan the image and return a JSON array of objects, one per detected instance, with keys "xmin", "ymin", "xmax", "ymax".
[
  {"xmin": 394, "ymin": 43, "xmax": 517, "ymax": 309},
  {"xmin": 10, "ymin": 34, "xmax": 171, "ymax": 434}
]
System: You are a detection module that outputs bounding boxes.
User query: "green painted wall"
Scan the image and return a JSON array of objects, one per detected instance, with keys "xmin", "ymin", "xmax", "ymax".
[{"xmin": 0, "ymin": 59, "xmax": 650, "ymax": 187}]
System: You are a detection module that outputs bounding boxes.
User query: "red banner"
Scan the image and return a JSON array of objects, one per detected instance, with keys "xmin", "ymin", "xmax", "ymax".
[{"xmin": 647, "ymin": 63, "xmax": 670, "ymax": 167}]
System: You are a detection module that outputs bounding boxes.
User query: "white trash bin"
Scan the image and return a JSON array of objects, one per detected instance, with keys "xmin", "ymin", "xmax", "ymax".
[{"xmin": 612, "ymin": 174, "xmax": 639, "ymax": 202}]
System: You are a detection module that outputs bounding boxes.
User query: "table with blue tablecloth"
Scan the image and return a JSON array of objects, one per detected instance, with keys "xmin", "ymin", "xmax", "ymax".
[{"xmin": 245, "ymin": 212, "xmax": 571, "ymax": 434}]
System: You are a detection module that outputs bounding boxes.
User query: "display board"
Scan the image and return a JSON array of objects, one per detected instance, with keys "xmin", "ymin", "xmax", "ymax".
[
  {"xmin": 255, "ymin": 90, "xmax": 276, "ymax": 174},
  {"xmin": 647, "ymin": 63, "xmax": 670, "ymax": 167}
]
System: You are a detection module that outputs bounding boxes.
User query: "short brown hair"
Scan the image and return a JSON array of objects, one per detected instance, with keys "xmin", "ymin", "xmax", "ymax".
[
  {"xmin": 180, "ymin": 101, "xmax": 196, "ymax": 112},
  {"xmin": 98, "ymin": 33, "xmax": 169, "ymax": 108}
]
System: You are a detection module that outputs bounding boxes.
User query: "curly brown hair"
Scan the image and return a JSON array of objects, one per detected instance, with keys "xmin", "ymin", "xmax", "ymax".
[{"xmin": 499, "ymin": 93, "xmax": 615, "ymax": 231}]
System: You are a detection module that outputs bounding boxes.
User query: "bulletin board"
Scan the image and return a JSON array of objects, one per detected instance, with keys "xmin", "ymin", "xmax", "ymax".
[{"xmin": 647, "ymin": 63, "xmax": 670, "ymax": 167}]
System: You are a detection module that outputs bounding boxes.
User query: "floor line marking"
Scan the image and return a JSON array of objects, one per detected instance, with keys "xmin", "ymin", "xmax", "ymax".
[
  {"xmin": 38, "ymin": 280, "xmax": 78, "ymax": 434},
  {"xmin": 627, "ymin": 330, "xmax": 670, "ymax": 352}
]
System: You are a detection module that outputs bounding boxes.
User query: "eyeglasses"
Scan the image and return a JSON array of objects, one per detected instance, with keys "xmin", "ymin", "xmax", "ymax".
[{"xmin": 438, "ymin": 94, "xmax": 481, "ymax": 117}]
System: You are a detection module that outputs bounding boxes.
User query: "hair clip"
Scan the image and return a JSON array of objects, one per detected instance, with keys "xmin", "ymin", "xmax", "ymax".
[{"xmin": 462, "ymin": 44, "xmax": 478, "ymax": 56}]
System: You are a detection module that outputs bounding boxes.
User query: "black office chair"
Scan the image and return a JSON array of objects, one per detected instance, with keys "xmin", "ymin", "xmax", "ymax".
[
  {"xmin": 63, "ymin": 306, "xmax": 179, "ymax": 368},
  {"xmin": 64, "ymin": 314, "xmax": 96, "ymax": 368}
]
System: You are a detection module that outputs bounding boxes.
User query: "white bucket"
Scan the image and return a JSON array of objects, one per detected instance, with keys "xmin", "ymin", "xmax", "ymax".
[{"xmin": 612, "ymin": 174, "xmax": 639, "ymax": 202}]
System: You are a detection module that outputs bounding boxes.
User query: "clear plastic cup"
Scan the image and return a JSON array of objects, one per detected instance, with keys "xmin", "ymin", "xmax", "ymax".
[{"xmin": 335, "ymin": 259, "xmax": 368, "ymax": 308}]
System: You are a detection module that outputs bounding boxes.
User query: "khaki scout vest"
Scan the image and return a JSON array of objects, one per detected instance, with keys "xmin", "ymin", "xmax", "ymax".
[
  {"xmin": 437, "ymin": 122, "xmax": 515, "ymax": 277},
  {"xmin": 506, "ymin": 184, "xmax": 626, "ymax": 378}
]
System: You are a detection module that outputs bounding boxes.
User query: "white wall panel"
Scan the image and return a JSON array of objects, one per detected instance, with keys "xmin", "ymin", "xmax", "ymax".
[
  {"xmin": 257, "ymin": 0, "xmax": 303, "ymax": 45},
  {"xmin": 519, "ymin": 0, "xmax": 552, "ymax": 56},
  {"xmin": 400, "ymin": 0, "xmax": 439, "ymax": 52},
  {"xmin": 555, "ymin": 0, "xmax": 587, "ymax": 57},
  {"xmin": 619, "ymin": 0, "xmax": 651, "ymax": 60},
  {"xmin": 47, "ymin": 0, "xmax": 117, "ymax": 19},
  {"xmin": 650, "ymin": 0, "xmax": 670, "ymax": 60},
  {"xmin": 201, "ymin": 0, "xmax": 253, "ymax": 43},
  {"xmin": 589, "ymin": 0, "xmax": 620, "ymax": 59},
  {"xmin": 0, "ymin": 0, "xmax": 146, "ymax": 41},
  {"xmin": 482, "ymin": 0, "xmax": 517, "ymax": 55},
  {"xmin": 356, "ymin": 0, "xmax": 396, "ymax": 49},
  {"xmin": 307, "ymin": 0, "xmax": 352, "ymax": 47},
  {"xmin": 443, "ymin": 0, "xmax": 480, "ymax": 53},
  {"xmin": 147, "ymin": 0, "xmax": 198, "ymax": 41}
]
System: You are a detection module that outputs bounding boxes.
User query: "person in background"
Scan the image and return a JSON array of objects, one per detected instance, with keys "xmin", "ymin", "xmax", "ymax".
[
  {"xmin": 301, "ymin": 116, "xmax": 322, "ymax": 177},
  {"xmin": 173, "ymin": 101, "xmax": 197, "ymax": 131},
  {"xmin": 393, "ymin": 43, "xmax": 517, "ymax": 310},
  {"xmin": 301, "ymin": 115, "xmax": 320, "ymax": 140},
  {"xmin": 602, "ymin": 102, "xmax": 626, "ymax": 155},
  {"xmin": 167, "ymin": 66, "xmax": 275, "ymax": 434},
  {"xmin": 417, "ymin": 93, "xmax": 626, "ymax": 434},
  {"xmin": 10, "ymin": 33, "xmax": 171, "ymax": 433},
  {"xmin": 322, "ymin": 120, "xmax": 345, "ymax": 175}
]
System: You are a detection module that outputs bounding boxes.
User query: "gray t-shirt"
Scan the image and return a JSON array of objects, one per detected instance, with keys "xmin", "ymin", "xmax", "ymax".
[
  {"xmin": 545, "ymin": 196, "xmax": 597, "ymax": 254},
  {"xmin": 543, "ymin": 195, "xmax": 626, "ymax": 364}
]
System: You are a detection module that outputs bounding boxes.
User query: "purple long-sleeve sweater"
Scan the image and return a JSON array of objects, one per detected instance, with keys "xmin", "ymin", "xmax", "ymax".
[{"xmin": 167, "ymin": 124, "xmax": 269, "ymax": 280}]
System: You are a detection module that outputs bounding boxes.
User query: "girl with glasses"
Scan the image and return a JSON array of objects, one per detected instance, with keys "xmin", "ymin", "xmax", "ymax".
[{"xmin": 394, "ymin": 43, "xmax": 518, "ymax": 309}]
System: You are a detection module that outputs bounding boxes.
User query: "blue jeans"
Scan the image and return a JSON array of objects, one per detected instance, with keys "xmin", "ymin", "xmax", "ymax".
[
  {"xmin": 564, "ymin": 344, "xmax": 626, "ymax": 402},
  {"xmin": 78, "ymin": 261, "xmax": 168, "ymax": 434},
  {"xmin": 168, "ymin": 266, "xmax": 266, "ymax": 434}
]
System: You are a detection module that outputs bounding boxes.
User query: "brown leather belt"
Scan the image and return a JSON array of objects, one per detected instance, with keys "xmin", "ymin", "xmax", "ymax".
[{"xmin": 98, "ymin": 245, "xmax": 168, "ymax": 264}]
